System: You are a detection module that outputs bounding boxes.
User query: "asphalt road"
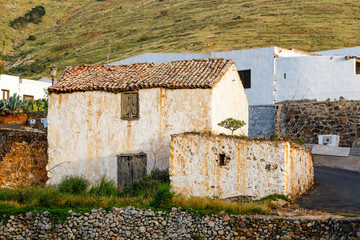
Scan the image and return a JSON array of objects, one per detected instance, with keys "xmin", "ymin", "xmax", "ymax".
[{"xmin": 295, "ymin": 166, "xmax": 360, "ymax": 214}]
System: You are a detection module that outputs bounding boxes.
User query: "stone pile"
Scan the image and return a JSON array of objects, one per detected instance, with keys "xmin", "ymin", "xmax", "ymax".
[{"xmin": 1, "ymin": 207, "xmax": 360, "ymax": 239}]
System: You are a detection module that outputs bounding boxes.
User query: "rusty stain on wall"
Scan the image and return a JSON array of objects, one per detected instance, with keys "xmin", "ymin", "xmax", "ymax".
[{"xmin": 170, "ymin": 133, "xmax": 314, "ymax": 200}]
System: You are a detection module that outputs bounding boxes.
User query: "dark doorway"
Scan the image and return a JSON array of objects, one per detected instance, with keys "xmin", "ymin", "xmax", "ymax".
[{"xmin": 117, "ymin": 154, "xmax": 147, "ymax": 187}]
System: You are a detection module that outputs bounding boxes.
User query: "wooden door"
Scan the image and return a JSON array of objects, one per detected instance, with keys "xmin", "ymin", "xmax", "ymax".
[{"xmin": 117, "ymin": 154, "xmax": 147, "ymax": 187}]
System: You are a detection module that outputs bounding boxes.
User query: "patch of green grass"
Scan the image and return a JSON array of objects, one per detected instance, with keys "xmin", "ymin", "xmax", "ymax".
[
  {"xmin": 0, "ymin": 0, "xmax": 359, "ymax": 78},
  {"xmin": 337, "ymin": 213, "xmax": 360, "ymax": 218},
  {"xmin": 259, "ymin": 194, "xmax": 290, "ymax": 202}
]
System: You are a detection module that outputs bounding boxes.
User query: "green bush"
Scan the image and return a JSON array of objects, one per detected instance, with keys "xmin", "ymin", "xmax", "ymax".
[
  {"xmin": 150, "ymin": 183, "xmax": 174, "ymax": 208},
  {"xmin": 10, "ymin": 6, "xmax": 46, "ymax": 29},
  {"xmin": 58, "ymin": 176, "xmax": 89, "ymax": 195},
  {"xmin": 119, "ymin": 175, "xmax": 158, "ymax": 198},
  {"xmin": 150, "ymin": 169, "xmax": 170, "ymax": 184},
  {"xmin": 27, "ymin": 35, "xmax": 36, "ymax": 41},
  {"xmin": 217, "ymin": 118, "xmax": 246, "ymax": 135},
  {"xmin": 89, "ymin": 175, "xmax": 117, "ymax": 197},
  {"xmin": 0, "ymin": 186, "xmax": 60, "ymax": 205}
]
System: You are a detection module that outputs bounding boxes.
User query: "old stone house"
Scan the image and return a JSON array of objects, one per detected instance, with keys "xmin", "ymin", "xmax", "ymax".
[{"xmin": 47, "ymin": 59, "xmax": 248, "ymax": 186}]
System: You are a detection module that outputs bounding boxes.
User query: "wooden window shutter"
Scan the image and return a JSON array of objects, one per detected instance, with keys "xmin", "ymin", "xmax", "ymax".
[{"xmin": 121, "ymin": 92, "xmax": 139, "ymax": 120}]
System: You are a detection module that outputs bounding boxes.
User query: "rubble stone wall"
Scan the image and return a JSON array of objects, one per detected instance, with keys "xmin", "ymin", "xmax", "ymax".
[
  {"xmin": 0, "ymin": 128, "xmax": 48, "ymax": 187},
  {"xmin": 275, "ymin": 100, "xmax": 360, "ymax": 147},
  {"xmin": 1, "ymin": 208, "xmax": 359, "ymax": 239}
]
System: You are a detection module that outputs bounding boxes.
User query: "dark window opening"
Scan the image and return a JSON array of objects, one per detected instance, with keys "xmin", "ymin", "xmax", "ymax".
[
  {"xmin": 219, "ymin": 154, "xmax": 226, "ymax": 166},
  {"xmin": 238, "ymin": 70, "xmax": 251, "ymax": 88},
  {"xmin": 356, "ymin": 62, "xmax": 360, "ymax": 75},
  {"xmin": 121, "ymin": 92, "xmax": 139, "ymax": 120},
  {"xmin": 284, "ymin": 73, "xmax": 287, "ymax": 79}
]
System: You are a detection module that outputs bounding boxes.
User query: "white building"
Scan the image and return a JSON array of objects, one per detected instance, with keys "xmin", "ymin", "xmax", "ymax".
[
  {"xmin": 111, "ymin": 46, "xmax": 360, "ymax": 105},
  {"xmin": 47, "ymin": 59, "xmax": 248, "ymax": 186},
  {"xmin": 0, "ymin": 74, "xmax": 51, "ymax": 100}
]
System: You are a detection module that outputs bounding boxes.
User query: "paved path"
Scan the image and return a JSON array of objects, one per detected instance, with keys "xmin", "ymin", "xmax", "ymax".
[{"xmin": 295, "ymin": 166, "xmax": 360, "ymax": 214}]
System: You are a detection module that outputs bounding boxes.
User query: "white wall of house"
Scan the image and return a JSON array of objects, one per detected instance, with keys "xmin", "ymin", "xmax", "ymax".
[
  {"xmin": 314, "ymin": 46, "xmax": 360, "ymax": 57},
  {"xmin": 110, "ymin": 46, "xmax": 360, "ymax": 105},
  {"xmin": 211, "ymin": 64, "xmax": 248, "ymax": 135},
  {"xmin": 212, "ymin": 47, "xmax": 276, "ymax": 106},
  {"xmin": 21, "ymin": 79, "xmax": 50, "ymax": 99},
  {"xmin": 47, "ymin": 66, "xmax": 249, "ymax": 185},
  {"xmin": 0, "ymin": 74, "xmax": 51, "ymax": 100},
  {"xmin": 0, "ymin": 75, "xmax": 20, "ymax": 99},
  {"xmin": 275, "ymin": 56, "xmax": 360, "ymax": 102}
]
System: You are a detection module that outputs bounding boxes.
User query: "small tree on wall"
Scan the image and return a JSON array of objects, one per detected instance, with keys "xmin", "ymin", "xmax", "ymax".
[{"xmin": 218, "ymin": 118, "xmax": 246, "ymax": 135}]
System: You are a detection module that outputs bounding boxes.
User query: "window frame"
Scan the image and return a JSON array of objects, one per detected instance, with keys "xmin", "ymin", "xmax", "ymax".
[
  {"xmin": 23, "ymin": 95, "xmax": 34, "ymax": 100},
  {"xmin": 121, "ymin": 91, "xmax": 140, "ymax": 121},
  {"xmin": 1, "ymin": 89, "xmax": 9, "ymax": 100}
]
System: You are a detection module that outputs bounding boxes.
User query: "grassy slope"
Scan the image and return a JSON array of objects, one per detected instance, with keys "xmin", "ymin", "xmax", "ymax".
[{"xmin": 0, "ymin": 0, "xmax": 359, "ymax": 79}]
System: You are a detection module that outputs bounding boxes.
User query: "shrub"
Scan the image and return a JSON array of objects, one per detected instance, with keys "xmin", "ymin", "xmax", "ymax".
[
  {"xmin": 150, "ymin": 183, "xmax": 174, "ymax": 208},
  {"xmin": 217, "ymin": 118, "xmax": 246, "ymax": 135},
  {"xmin": 119, "ymin": 175, "xmax": 158, "ymax": 198},
  {"xmin": 150, "ymin": 169, "xmax": 170, "ymax": 184},
  {"xmin": 27, "ymin": 35, "xmax": 36, "ymax": 41},
  {"xmin": 89, "ymin": 175, "xmax": 117, "ymax": 197},
  {"xmin": 10, "ymin": 6, "xmax": 45, "ymax": 29},
  {"xmin": 58, "ymin": 176, "xmax": 89, "ymax": 195}
]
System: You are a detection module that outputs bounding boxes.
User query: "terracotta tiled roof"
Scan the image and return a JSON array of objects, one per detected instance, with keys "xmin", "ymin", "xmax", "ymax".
[{"xmin": 48, "ymin": 58, "xmax": 233, "ymax": 93}]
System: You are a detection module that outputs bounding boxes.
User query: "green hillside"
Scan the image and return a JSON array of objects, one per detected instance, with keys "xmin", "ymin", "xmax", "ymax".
[{"xmin": 1, "ymin": 0, "xmax": 359, "ymax": 79}]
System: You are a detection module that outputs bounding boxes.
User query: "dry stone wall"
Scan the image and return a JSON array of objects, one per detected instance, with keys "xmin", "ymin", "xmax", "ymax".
[
  {"xmin": 0, "ymin": 128, "xmax": 48, "ymax": 187},
  {"xmin": 275, "ymin": 100, "xmax": 360, "ymax": 147},
  {"xmin": 1, "ymin": 207, "xmax": 360, "ymax": 239}
]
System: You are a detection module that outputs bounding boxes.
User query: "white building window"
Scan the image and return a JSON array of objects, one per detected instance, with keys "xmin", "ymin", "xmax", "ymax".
[
  {"xmin": 121, "ymin": 92, "xmax": 139, "ymax": 120},
  {"xmin": 1, "ymin": 89, "xmax": 9, "ymax": 100}
]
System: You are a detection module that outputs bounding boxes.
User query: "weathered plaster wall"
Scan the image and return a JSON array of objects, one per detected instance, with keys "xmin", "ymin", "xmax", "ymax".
[
  {"xmin": 170, "ymin": 133, "xmax": 313, "ymax": 199},
  {"xmin": 248, "ymin": 105, "xmax": 275, "ymax": 138},
  {"xmin": 275, "ymin": 56, "xmax": 360, "ymax": 102},
  {"xmin": 275, "ymin": 100, "xmax": 360, "ymax": 147},
  {"xmin": 48, "ymin": 88, "xmax": 213, "ymax": 184},
  {"xmin": 211, "ymin": 64, "xmax": 248, "ymax": 135}
]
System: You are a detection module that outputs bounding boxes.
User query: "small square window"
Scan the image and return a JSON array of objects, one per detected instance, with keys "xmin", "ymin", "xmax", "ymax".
[
  {"xmin": 121, "ymin": 92, "xmax": 139, "ymax": 120},
  {"xmin": 219, "ymin": 154, "xmax": 226, "ymax": 166},
  {"xmin": 238, "ymin": 70, "xmax": 251, "ymax": 88}
]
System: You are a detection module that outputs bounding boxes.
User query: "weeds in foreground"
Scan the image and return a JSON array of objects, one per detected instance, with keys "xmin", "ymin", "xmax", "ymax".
[{"xmin": 0, "ymin": 170, "xmax": 287, "ymax": 224}]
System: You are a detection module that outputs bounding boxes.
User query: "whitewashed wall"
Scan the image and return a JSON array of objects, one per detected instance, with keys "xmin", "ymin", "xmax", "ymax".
[
  {"xmin": 20, "ymin": 79, "xmax": 50, "ymax": 99},
  {"xmin": 211, "ymin": 64, "xmax": 248, "ymax": 135},
  {"xmin": 314, "ymin": 46, "xmax": 360, "ymax": 57},
  {"xmin": 170, "ymin": 133, "xmax": 313, "ymax": 199},
  {"xmin": 0, "ymin": 74, "xmax": 51, "ymax": 100},
  {"xmin": 47, "ymin": 69, "xmax": 248, "ymax": 185},
  {"xmin": 0, "ymin": 75, "xmax": 20, "ymax": 99},
  {"xmin": 275, "ymin": 56, "xmax": 360, "ymax": 102}
]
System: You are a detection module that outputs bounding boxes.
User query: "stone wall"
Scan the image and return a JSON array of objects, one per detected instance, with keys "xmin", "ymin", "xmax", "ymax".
[
  {"xmin": 248, "ymin": 105, "xmax": 276, "ymax": 138},
  {"xmin": 275, "ymin": 100, "xmax": 360, "ymax": 147},
  {"xmin": 1, "ymin": 207, "xmax": 359, "ymax": 239},
  {"xmin": 27, "ymin": 111, "xmax": 47, "ymax": 131},
  {"xmin": 170, "ymin": 133, "xmax": 313, "ymax": 200},
  {"xmin": 0, "ymin": 128, "xmax": 48, "ymax": 188}
]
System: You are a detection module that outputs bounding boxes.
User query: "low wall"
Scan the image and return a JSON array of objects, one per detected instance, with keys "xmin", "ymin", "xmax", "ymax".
[
  {"xmin": 27, "ymin": 111, "xmax": 47, "ymax": 130},
  {"xmin": 275, "ymin": 100, "xmax": 360, "ymax": 147},
  {"xmin": 0, "ymin": 128, "xmax": 48, "ymax": 188},
  {"xmin": 170, "ymin": 133, "xmax": 313, "ymax": 199},
  {"xmin": 1, "ymin": 208, "xmax": 359, "ymax": 239}
]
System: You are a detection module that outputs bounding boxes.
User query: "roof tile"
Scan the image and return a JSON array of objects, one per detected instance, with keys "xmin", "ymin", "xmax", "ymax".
[{"xmin": 49, "ymin": 58, "xmax": 233, "ymax": 93}]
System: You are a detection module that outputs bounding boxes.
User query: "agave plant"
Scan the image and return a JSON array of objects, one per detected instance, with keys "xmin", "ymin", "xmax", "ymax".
[
  {"xmin": 3, "ymin": 93, "xmax": 25, "ymax": 114},
  {"xmin": 0, "ymin": 99, "xmax": 6, "ymax": 114}
]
